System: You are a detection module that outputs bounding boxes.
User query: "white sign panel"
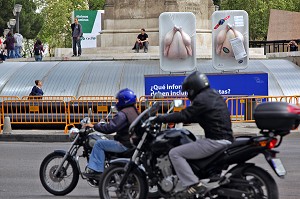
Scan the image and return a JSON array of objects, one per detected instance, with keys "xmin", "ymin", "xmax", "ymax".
[
  {"xmin": 212, "ymin": 10, "xmax": 249, "ymax": 71},
  {"xmin": 159, "ymin": 12, "xmax": 196, "ymax": 72}
]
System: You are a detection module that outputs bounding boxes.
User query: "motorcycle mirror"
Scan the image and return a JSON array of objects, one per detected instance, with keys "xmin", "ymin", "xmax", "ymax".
[
  {"xmin": 111, "ymin": 106, "xmax": 118, "ymax": 113},
  {"xmin": 174, "ymin": 100, "xmax": 184, "ymax": 108}
]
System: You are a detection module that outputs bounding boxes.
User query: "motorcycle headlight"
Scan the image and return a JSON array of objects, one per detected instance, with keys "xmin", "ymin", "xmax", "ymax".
[{"xmin": 68, "ymin": 127, "xmax": 79, "ymax": 140}]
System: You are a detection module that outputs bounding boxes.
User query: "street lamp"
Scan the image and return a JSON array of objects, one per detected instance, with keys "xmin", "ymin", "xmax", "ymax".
[
  {"xmin": 9, "ymin": 19, "xmax": 16, "ymax": 34},
  {"xmin": 8, "ymin": 19, "xmax": 16, "ymax": 34},
  {"xmin": 13, "ymin": 4, "xmax": 22, "ymax": 33}
]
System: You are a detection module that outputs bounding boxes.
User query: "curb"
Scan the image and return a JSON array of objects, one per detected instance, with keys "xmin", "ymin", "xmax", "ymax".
[{"xmin": 0, "ymin": 134, "xmax": 70, "ymax": 142}]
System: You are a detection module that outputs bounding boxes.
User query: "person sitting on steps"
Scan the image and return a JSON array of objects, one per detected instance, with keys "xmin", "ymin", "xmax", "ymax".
[{"xmin": 132, "ymin": 28, "xmax": 149, "ymax": 53}]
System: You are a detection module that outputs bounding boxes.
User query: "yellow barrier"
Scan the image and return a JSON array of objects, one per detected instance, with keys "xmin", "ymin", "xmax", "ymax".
[
  {"xmin": 138, "ymin": 96, "xmax": 188, "ymax": 114},
  {"xmin": 1, "ymin": 95, "xmax": 300, "ymax": 134},
  {"xmin": 226, "ymin": 95, "xmax": 300, "ymax": 122},
  {"xmin": 22, "ymin": 95, "xmax": 76, "ymax": 102},
  {"xmin": 68, "ymin": 98, "xmax": 118, "ymax": 128},
  {"xmin": 1, "ymin": 99, "xmax": 68, "ymax": 132}
]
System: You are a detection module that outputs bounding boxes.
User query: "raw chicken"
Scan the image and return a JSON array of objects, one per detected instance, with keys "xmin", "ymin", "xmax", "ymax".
[
  {"xmin": 163, "ymin": 26, "xmax": 192, "ymax": 59},
  {"xmin": 215, "ymin": 24, "xmax": 244, "ymax": 57}
]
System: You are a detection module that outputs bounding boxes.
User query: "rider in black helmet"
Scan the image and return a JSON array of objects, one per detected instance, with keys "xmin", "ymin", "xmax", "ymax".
[{"xmin": 152, "ymin": 71, "xmax": 234, "ymax": 195}]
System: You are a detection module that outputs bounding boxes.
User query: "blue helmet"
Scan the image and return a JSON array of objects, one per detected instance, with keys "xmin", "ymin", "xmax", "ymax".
[{"xmin": 116, "ymin": 88, "xmax": 137, "ymax": 110}]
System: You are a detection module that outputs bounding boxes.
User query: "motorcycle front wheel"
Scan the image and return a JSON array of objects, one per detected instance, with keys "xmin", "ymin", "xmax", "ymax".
[
  {"xmin": 99, "ymin": 165, "xmax": 148, "ymax": 199},
  {"xmin": 39, "ymin": 152, "xmax": 79, "ymax": 196},
  {"xmin": 218, "ymin": 166, "xmax": 278, "ymax": 199}
]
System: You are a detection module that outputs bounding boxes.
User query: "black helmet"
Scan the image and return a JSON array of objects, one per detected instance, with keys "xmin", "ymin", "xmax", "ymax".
[{"xmin": 181, "ymin": 71, "xmax": 210, "ymax": 100}]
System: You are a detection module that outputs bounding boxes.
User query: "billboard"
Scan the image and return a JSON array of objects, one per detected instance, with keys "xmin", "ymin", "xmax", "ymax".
[
  {"xmin": 144, "ymin": 73, "xmax": 268, "ymax": 97},
  {"xmin": 73, "ymin": 10, "xmax": 104, "ymax": 48},
  {"xmin": 159, "ymin": 12, "xmax": 197, "ymax": 72},
  {"xmin": 212, "ymin": 10, "xmax": 249, "ymax": 71}
]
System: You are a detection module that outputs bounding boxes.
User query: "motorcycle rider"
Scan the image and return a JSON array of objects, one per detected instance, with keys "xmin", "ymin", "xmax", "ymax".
[
  {"xmin": 152, "ymin": 71, "xmax": 234, "ymax": 195},
  {"xmin": 82, "ymin": 88, "xmax": 139, "ymax": 179}
]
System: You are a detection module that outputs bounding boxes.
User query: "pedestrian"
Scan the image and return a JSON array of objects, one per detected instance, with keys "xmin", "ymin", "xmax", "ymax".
[
  {"xmin": 82, "ymin": 88, "xmax": 139, "ymax": 179},
  {"xmin": 0, "ymin": 36, "xmax": 7, "ymax": 61},
  {"xmin": 29, "ymin": 80, "xmax": 44, "ymax": 99},
  {"xmin": 71, "ymin": 17, "xmax": 82, "ymax": 57},
  {"xmin": 14, "ymin": 31, "xmax": 23, "ymax": 58},
  {"xmin": 288, "ymin": 40, "xmax": 298, "ymax": 52},
  {"xmin": 132, "ymin": 28, "xmax": 149, "ymax": 53},
  {"xmin": 151, "ymin": 71, "xmax": 234, "ymax": 196},
  {"xmin": 33, "ymin": 39, "xmax": 44, "ymax": 61},
  {"xmin": 3, "ymin": 32, "xmax": 15, "ymax": 59}
]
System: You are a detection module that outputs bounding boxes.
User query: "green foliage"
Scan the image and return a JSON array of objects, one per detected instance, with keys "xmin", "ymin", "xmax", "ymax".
[
  {"xmin": 220, "ymin": 0, "xmax": 300, "ymax": 40},
  {"xmin": 88, "ymin": 0, "xmax": 105, "ymax": 10},
  {"xmin": 0, "ymin": 0, "xmax": 43, "ymax": 39},
  {"xmin": 37, "ymin": 0, "xmax": 88, "ymax": 55}
]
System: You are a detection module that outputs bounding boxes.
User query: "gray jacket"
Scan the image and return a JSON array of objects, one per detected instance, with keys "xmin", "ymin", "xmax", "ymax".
[{"xmin": 71, "ymin": 23, "xmax": 82, "ymax": 38}]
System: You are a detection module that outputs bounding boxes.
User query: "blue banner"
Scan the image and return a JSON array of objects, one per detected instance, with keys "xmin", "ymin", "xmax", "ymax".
[{"xmin": 144, "ymin": 72, "xmax": 268, "ymax": 97}]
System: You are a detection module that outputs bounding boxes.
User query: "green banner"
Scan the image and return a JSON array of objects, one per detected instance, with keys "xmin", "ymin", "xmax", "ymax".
[{"xmin": 74, "ymin": 10, "xmax": 97, "ymax": 34}]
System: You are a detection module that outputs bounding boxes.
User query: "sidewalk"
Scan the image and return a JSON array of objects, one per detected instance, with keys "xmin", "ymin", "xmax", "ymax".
[{"xmin": 0, "ymin": 123, "xmax": 263, "ymax": 142}]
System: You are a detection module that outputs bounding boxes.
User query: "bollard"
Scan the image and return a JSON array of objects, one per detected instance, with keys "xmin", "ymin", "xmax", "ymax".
[{"xmin": 3, "ymin": 117, "xmax": 12, "ymax": 134}]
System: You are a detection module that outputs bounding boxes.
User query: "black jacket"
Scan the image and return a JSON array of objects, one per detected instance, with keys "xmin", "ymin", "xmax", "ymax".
[
  {"xmin": 156, "ymin": 88, "xmax": 234, "ymax": 142},
  {"xmin": 93, "ymin": 106, "xmax": 139, "ymax": 148}
]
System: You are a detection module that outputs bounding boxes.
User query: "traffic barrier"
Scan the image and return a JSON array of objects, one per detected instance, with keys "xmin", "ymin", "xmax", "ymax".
[
  {"xmin": 1, "ymin": 99, "xmax": 68, "ymax": 133},
  {"xmin": 22, "ymin": 95, "xmax": 76, "ymax": 102},
  {"xmin": 138, "ymin": 96, "xmax": 188, "ymax": 113},
  {"xmin": 68, "ymin": 97, "xmax": 117, "ymax": 128},
  {"xmin": 1, "ymin": 95, "xmax": 300, "ymax": 134},
  {"xmin": 226, "ymin": 95, "xmax": 300, "ymax": 122}
]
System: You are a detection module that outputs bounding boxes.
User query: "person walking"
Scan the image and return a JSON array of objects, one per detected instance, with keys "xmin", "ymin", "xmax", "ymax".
[
  {"xmin": 71, "ymin": 17, "xmax": 82, "ymax": 57},
  {"xmin": 14, "ymin": 32, "xmax": 23, "ymax": 58},
  {"xmin": 33, "ymin": 39, "xmax": 44, "ymax": 61},
  {"xmin": 3, "ymin": 32, "xmax": 15, "ymax": 59}
]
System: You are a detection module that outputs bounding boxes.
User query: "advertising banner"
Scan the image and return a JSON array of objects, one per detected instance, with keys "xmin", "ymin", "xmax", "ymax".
[
  {"xmin": 159, "ymin": 12, "xmax": 197, "ymax": 72},
  {"xmin": 73, "ymin": 10, "xmax": 104, "ymax": 48},
  {"xmin": 212, "ymin": 10, "xmax": 249, "ymax": 71},
  {"xmin": 144, "ymin": 73, "xmax": 268, "ymax": 97}
]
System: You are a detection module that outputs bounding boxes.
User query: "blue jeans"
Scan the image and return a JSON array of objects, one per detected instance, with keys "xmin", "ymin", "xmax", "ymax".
[
  {"xmin": 8, "ymin": 50, "xmax": 15, "ymax": 59},
  {"xmin": 35, "ymin": 55, "xmax": 42, "ymax": 61},
  {"xmin": 15, "ymin": 46, "xmax": 22, "ymax": 58},
  {"xmin": 88, "ymin": 139, "xmax": 127, "ymax": 172}
]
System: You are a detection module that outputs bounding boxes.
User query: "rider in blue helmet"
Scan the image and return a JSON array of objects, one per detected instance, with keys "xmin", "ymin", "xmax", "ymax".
[
  {"xmin": 116, "ymin": 88, "xmax": 137, "ymax": 110},
  {"xmin": 82, "ymin": 88, "xmax": 139, "ymax": 179}
]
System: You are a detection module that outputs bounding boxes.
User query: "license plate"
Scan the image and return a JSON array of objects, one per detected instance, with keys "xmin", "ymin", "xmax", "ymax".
[{"xmin": 271, "ymin": 158, "xmax": 286, "ymax": 177}]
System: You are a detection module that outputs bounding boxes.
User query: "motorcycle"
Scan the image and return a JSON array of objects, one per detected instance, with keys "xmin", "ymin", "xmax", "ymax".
[
  {"xmin": 39, "ymin": 106, "xmax": 133, "ymax": 195},
  {"xmin": 98, "ymin": 101, "xmax": 300, "ymax": 199}
]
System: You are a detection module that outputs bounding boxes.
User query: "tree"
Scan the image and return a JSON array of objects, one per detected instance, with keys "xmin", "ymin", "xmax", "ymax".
[
  {"xmin": 88, "ymin": 0, "xmax": 105, "ymax": 10},
  {"xmin": 0, "ymin": 0, "xmax": 43, "ymax": 39},
  {"xmin": 220, "ymin": 0, "xmax": 300, "ymax": 40},
  {"xmin": 37, "ymin": 0, "xmax": 88, "ymax": 56}
]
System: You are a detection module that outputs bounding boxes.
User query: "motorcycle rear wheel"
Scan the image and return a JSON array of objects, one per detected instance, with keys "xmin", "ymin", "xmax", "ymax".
[
  {"xmin": 39, "ymin": 152, "xmax": 79, "ymax": 196},
  {"xmin": 99, "ymin": 165, "xmax": 148, "ymax": 199},
  {"xmin": 219, "ymin": 166, "xmax": 278, "ymax": 199}
]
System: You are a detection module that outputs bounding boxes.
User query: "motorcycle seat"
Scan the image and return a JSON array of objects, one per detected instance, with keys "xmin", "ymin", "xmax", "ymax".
[
  {"xmin": 188, "ymin": 137, "xmax": 252, "ymax": 171},
  {"xmin": 228, "ymin": 137, "xmax": 251, "ymax": 149}
]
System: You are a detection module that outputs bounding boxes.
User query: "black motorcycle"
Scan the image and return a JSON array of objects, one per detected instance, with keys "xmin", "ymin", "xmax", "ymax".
[
  {"xmin": 39, "ymin": 107, "xmax": 160, "ymax": 197},
  {"xmin": 98, "ymin": 101, "xmax": 300, "ymax": 199}
]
